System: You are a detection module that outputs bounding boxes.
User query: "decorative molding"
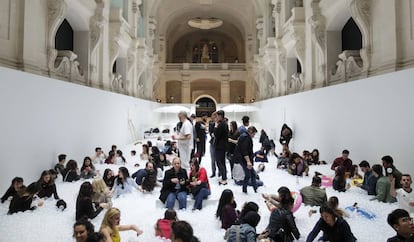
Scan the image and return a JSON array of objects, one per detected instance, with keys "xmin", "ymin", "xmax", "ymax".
[
  {"xmin": 0, "ymin": 0, "xmax": 11, "ymax": 40},
  {"xmin": 350, "ymin": 0, "xmax": 372, "ymax": 73},
  {"xmin": 47, "ymin": 0, "xmax": 66, "ymax": 49},
  {"xmin": 90, "ymin": 0, "xmax": 106, "ymax": 56},
  {"xmin": 330, "ymin": 50, "xmax": 362, "ymax": 84},
  {"xmin": 309, "ymin": 0, "xmax": 327, "ymax": 86}
]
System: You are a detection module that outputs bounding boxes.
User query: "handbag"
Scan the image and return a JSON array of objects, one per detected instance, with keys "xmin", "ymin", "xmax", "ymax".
[{"xmin": 190, "ymin": 182, "xmax": 207, "ymax": 196}]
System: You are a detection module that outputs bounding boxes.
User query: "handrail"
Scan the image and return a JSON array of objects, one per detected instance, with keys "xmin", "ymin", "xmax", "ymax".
[{"xmin": 165, "ymin": 63, "xmax": 246, "ymax": 71}]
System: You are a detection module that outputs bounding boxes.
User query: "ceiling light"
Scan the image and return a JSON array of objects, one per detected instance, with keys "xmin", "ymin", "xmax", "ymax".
[{"xmin": 188, "ymin": 18, "xmax": 223, "ymax": 30}]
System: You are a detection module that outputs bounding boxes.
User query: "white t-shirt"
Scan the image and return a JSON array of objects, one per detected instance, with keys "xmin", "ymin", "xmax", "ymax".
[
  {"xmin": 178, "ymin": 119, "xmax": 193, "ymax": 149},
  {"xmin": 396, "ymin": 188, "xmax": 414, "ymax": 213}
]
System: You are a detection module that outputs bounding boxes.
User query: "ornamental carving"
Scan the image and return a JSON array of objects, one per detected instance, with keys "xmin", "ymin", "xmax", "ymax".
[{"xmin": 350, "ymin": 0, "xmax": 372, "ymax": 73}]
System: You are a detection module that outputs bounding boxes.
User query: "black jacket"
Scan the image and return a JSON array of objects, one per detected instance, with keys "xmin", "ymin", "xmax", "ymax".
[
  {"xmin": 214, "ymin": 121, "xmax": 228, "ymax": 150},
  {"xmin": 142, "ymin": 169, "xmax": 157, "ymax": 192},
  {"xmin": 267, "ymin": 207, "xmax": 300, "ymax": 242},
  {"xmin": 159, "ymin": 167, "xmax": 189, "ymax": 203},
  {"xmin": 306, "ymin": 217, "xmax": 356, "ymax": 242},
  {"xmin": 63, "ymin": 169, "xmax": 80, "ymax": 182},
  {"xmin": 37, "ymin": 182, "xmax": 59, "ymax": 199},
  {"xmin": 1, "ymin": 186, "xmax": 18, "ymax": 203},
  {"xmin": 8, "ymin": 195, "xmax": 35, "ymax": 214},
  {"xmin": 76, "ymin": 197, "xmax": 103, "ymax": 220},
  {"xmin": 233, "ymin": 133, "xmax": 254, "ymax": 166},
  {"xmin": 387, "ymin": 235, "xmax": 414, "ymax": 242},
  {"xmin": 195, "ymin": 121, "xmax": 206, "ymax": 141}
]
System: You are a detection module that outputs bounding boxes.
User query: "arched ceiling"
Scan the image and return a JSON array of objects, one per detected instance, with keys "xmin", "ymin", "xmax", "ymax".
[{"xmin": 147, "ymin": 0, "xmax": 265, "ymax": 41}]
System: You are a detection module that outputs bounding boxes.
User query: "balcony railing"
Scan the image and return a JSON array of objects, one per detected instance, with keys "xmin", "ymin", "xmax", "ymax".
[{"xmin": 165, "ymin": 63, "xmax": 247, "ymax": 71}]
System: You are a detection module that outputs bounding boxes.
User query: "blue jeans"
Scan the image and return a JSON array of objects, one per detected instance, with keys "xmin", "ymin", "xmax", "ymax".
[
  {"xmin": 242, "ymin": 165, "xmax": 257, "ymax": 193},
  {"xmin": 166, "ymin": 191, "xmax": 187, "ymax": 209},
  {"xmin": 193, "ymin": 188, "xmax": 210, "ymax": 210}
]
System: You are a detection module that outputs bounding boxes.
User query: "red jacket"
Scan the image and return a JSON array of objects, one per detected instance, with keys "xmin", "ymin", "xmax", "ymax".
[{"xmin": 189, "ymin": 167, "xmax": 210, "ymax": 190}]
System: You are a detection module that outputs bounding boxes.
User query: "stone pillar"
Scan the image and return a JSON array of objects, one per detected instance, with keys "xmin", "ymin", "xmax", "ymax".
[
  {"xmin": 181, "ymin": 73, "xmax": 191, "ymax": 103},
  {"xmin": 220, "ymin": 72, "xmax": 230, "ymax": 103}
]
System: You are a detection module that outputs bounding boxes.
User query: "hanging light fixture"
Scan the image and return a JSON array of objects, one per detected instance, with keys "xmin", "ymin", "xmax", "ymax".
[{"xmin": 188, "ymin": 17, "xmax": 223, "ymax": 30}]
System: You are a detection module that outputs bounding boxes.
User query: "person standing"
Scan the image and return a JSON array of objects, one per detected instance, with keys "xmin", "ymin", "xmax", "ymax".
[
  {"xmin": 238, "ymin": 116, "xmax": 250, "ymax": 134},
  {"xmin": 173, "ymin": 111, "xmax": 193, "ymax": 170},
  {"xmin": 194, "ymin": 117, "xmax": 207, "ymax": 163},
  {"xmin": 234, "ymin": 126, "xmax": 258, "ymax": 193},
  {"xmin": 209, "ymin": 112, "xmax": 218, "ymax": 177},
  {"xmin": 214, "ymin": 110, "xmax": 229, "ymax": 185}
]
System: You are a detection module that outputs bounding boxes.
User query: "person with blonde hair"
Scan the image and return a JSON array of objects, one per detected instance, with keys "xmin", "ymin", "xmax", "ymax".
[
  {"xmin": 92, "ymin": 178, "xmax": 112, "ymax": 208},
  {"xmin": 100, "ymin": 208, "xmax": 143, "ymax": 242}
]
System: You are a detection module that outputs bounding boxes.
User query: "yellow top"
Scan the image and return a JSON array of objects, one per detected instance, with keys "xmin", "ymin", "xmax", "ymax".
[{"xmin": 111, "ymin": 229, "xmax": 121, "ymax": 242}]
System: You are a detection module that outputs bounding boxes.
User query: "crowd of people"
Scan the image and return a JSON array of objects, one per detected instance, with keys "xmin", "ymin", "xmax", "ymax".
[{"xmin": 1, "ymin": 110, "xmax": 414, "ymax": 242}]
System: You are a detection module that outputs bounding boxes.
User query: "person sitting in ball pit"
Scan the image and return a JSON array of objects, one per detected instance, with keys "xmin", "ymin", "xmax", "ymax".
[
  {"xmin": 306, "ymin": 204, "xmax": 356, "ymax": 242},
  {"xmin": 386, "ymin": 208, "xmax": 414, "ymax": 242},
  {"xmin": 111, "ymin": 167, "xmax": 140, "ymax": 197},
  {"xmin": 8, "ymin": 182, "xmax": 44, "ymax": 215},
  {"xmin": 73, "ymin": 219, "xmax": 95, "ymax": 242},
  {"xmin": 1, "ymin": 177, "xmax": 24, "ymax": 203},
  {"xmin": 76, "ymin": 181, "xmax": 107, "ymax": 221},
  {"xmin": 36, "ymin": 170, "xmax": 60, "ymax": 200},
  {"xmin": 100, "ymin": 207, "xmax": 143, "ymax": 242},
  {"xmin": 170, "ymin": 220, "xmax": 200, "ymax": 242},
  {"xmin": 92, "ymin": 178, "xmax": 112, "ymax": 208},
  {"xmin": 216, "ymin": 189, "xmax": 239, "ymax": 230},
  {"xmin": 80, "ymin": 156, "xmax": 97, "ymax": 179},
  {"xmin": 155, "ymin": 209, "xmax": 178, "ymax": 239},
  {"xmin": 63, "ymin": 159, "xmax": 81, "ymax": 182}
]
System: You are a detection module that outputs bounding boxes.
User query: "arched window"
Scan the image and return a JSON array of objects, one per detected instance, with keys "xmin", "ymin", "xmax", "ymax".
[
  {"xmin": 55, "ymin": 19, "xmax": 73, "ymax": 51},
  {"xmin": 342, "ymin": 18, "xmax": 362, "ymax": 51}
]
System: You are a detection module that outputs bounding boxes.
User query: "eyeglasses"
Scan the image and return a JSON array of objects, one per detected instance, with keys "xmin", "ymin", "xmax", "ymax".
[{"xmin": 401, "ymin": 217, "xmax": 414, "ymax": 223}]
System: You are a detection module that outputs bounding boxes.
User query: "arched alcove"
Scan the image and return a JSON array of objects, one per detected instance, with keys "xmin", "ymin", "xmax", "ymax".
[
  {"xmin": 195, "ymin": 96, "xmax": 217, "ymax": 117},
  {"xmin": 327, "ymin": 15, "xmax": 365, "ymax": 84},
  {"xmin": 55, "ymin": 19, "xmax": 73, "ymax": 51},
  {"xmin": 342, "ymin": 18, "xmax": 362, "ymax": 51}
]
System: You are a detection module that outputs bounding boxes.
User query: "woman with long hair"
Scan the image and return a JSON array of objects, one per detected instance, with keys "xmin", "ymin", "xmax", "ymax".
[
  {"xmin": 111, "ymin": 167, "xmax": 139, "ymax": 197},
  {"xmin": 92, "ymin": 178, "xmax": 112, "ymax": 208},
  {"xmin": 100, "ymin": 207, "xmax": 143, "ymax": 242},
  {"xmin": 76, "ymin": 181, "xmax": 106, "ymax": 220},
  {"xmin": 333, "ymin": 166, "xmax": 349, "ymax": 192},
  {"xmin": 63, "ymin": 159, "xmax": 81, "ymax": 182},
  {"xmin": 140, "ymin": 144, "xmax": 150, "ymax": 161},
  {"xmin": 103, "ymin": 169, "xmax": 115, "ymax": 190},
  {"xmin": 306, "ymin": 205, "xmax": 356, "ymax": 242},
  {"xmin": 189, "ymin": 158, "xmax": 210, "ymax": 210},
  {"xmin": 8, "ymin": 182, "xmax": 43, "ymax": 214},
  {"xmin": 37, "ymin": 170, "xmax": 59, "ymax": 199},
  {"xmin": 227, "ymin": 121, "xmax": 240, "ymax": 173},
  {"xmin": 80, "ymin": 156, "xmax": 97, "ymax": 179},
  {"xmin": 216, "ymin": 189, "xmax": 238, "ymax": 230},
  {"xmin": 262, "ymin": 186, "xmax": 300, "ymax": 242}
]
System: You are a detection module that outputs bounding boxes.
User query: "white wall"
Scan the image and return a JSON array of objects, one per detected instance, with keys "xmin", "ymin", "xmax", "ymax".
[
  {"xmin": 254, "ymin": 68, "xmax": 414, "ymax": 176},
  {"xmin": 0, "ymin": 67, "xmax": 160, "ymax": 192}
]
